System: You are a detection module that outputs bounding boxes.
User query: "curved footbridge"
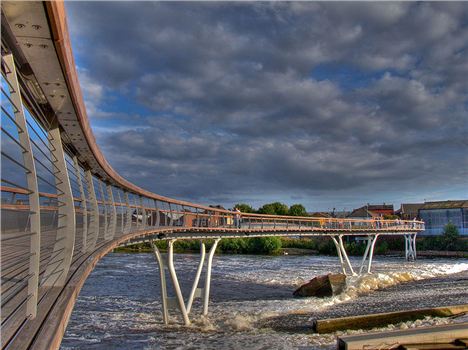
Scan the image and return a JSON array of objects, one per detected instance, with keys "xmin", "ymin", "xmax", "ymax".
[{"xmin": 0, "ymin": 1, "xmax": 424, "ymax": 349}]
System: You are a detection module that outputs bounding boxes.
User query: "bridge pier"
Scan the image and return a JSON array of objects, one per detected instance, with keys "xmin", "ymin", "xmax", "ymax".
[
  {"xmin": 150, "ymin": 238, "xmax": 221, "ymax": 325},
  {"xmin": 331, "ymin": 235, "xmax": 383, "ymax": 276},
  {"xmin": 405, "ymin": 233, "xmax": 417, "ymax": 261},
  {"xmin": 358, "ymin": 234, "xmax": 379, "ymax": 274},
  {"xmin": 331, "ymin": 235, "xmax": 356, "ymax": 276}
]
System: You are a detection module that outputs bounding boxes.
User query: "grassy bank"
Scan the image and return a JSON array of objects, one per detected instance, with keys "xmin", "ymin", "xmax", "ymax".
[{"xmin": 114, "ymin": 235, "xmax": 467, "ymax": 258}]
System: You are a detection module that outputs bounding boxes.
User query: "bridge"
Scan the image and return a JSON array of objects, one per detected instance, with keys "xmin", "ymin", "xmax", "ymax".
[{"xmin": 0, "ymin": 2, "xmax": 424, "ymax": 349}]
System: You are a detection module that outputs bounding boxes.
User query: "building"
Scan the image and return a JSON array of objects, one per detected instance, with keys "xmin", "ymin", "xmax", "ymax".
[
  {"xmin": 396, "ymin": 203, "xmax": 424, "ymax": 220},
  {"xmin": 347, "ymin": 204, "xmax": 394, "ymax": 219},
  {"xmin": 418, "ymin": 200, "xmax": 468, "ymax": 236}
]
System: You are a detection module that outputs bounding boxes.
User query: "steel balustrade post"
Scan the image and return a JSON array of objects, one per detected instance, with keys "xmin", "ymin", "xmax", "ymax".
[
  {"xmin": 151, "ymin": 241, "xmax": 169, "ymax": 324},
  {"xmin": 99, "ymin": 180, "xmax": 108, "ymax": 239},
  {"xmin": 140, "ymin": 196, "xmax": 146, "ymax": 230},
  {"xmin": 168, "ymin": 203, "xmax": 174, "ymax": 226},
  {"xmin": 203, "ymin": 238, "xmax": 220, "ymax": 316},
  {"xmin": 154, "ymin": 200, "xmax": 160, "ymax": 227},
  {"xmin": 106, "ymin": 184, "xmax": 117, "ymax": 239},
  {"xmin": 132, "ymin": 195, "xmax": 138, "ymax": 231},
  {"xmin": 124, "ymin": 192, "xmax": 132, "ymax": 233},
  {"xmin": 186, "ymin": 242, "xmax": 206, "ymax": 314},
  {"xmin": 3, "ymin": 53, "xmax": 41, "ymax": 318},
  {"xmin": 42, "ymin": 124, "xmax": 76, "ymax": 287},
  {"xmin": 149, "ymin": 201, "xmax": 153, "ymax": 227},
  {"xmin": 117, "ymin": 190, "xmax": 124, "ymax": 235},
  {"xmin": 73, "ymin": 157, "xmax": 88, "ymax": 253},
  {"xmin": 167, "ymin": 240, "xmax": 190, "ymax": 325},
  {"xmin": 84, "ymin": 170, "xmax": 99, "ymax": 251}
]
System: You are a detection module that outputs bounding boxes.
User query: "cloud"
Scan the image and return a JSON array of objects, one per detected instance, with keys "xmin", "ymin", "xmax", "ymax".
[{"xmin": 65, "ymin": 2, "xmax": 468, "ymax": 210}]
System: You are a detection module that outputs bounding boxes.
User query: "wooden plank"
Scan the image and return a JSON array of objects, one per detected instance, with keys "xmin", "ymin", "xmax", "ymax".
[
  {"xmin": 314, "ymin": 305, "xmax": 468, "ymax": 333},
  {"xmin": 338, "ymin": 322, "xmax": 468, "ymax": 350},
  {"xmin": 403, "ymin": 344, "xmax": 465, "ymax": 350}
]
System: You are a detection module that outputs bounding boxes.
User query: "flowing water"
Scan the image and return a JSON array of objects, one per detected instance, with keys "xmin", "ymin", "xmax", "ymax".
[{"xmin": 61, "ymin": 253, "xmax": 468, "ymax": 350}]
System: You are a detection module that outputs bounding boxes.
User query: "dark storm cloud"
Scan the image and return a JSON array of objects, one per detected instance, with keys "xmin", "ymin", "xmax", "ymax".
[{"xmin": 66, "ymin": 2, "xmax": 468, "ymax": 209}]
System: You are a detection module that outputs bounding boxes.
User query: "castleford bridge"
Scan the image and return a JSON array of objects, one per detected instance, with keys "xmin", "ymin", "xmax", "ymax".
[{"xmin": 0, "ymin": 1, "xmax": 424, "ymax": 349}]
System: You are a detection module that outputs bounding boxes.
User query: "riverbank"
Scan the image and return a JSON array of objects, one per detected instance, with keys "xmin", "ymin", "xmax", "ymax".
[{"xmin": 114, "ymin": 244, "xmax": 468, "ymax": 259}]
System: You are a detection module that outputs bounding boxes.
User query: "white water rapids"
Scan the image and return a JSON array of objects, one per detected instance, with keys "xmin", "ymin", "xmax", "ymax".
[{"xmin": 61, "ymin": 253, "xmax": 468, "ymax": 349}]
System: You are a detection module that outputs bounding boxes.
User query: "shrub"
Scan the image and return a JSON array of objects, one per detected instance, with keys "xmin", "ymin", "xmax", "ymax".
[
  {"xmin": 219, "ymin": 238, "xmax": 249, "ymax": 253},
  {"xmin": 247, "ymin": 237, "xmax": 282, "ymax": 254},
  {"xmin": 280, "ymin": 237, "xmax": 317, "ymax": 250}
]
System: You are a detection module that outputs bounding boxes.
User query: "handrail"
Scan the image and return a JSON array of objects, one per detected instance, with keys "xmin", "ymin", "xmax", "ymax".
[{"xmin": 1, "ymin": 185, "xmax": 424, "ymax": 227}]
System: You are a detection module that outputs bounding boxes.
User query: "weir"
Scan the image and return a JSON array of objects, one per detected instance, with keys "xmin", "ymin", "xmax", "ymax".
[{"xmin": 0, "ymin": 1, "xmax": 425, "ymax": 349}]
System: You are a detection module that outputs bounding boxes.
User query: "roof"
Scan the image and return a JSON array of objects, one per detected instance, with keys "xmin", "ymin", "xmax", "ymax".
[
  {"xmin": 367, "ymin": 204, "xmax": 394, "ymax": 211},
  {"xmin": 309, "ymin": 212, "xmax": 333, "ymax": 218},
  {"xmin": 420, "ymin": 200, "xmax": 468, "ymax": 210},
  {"xmin": 398, "ymin": 203, "xmax": 424, "ymax": 214},
  {"xmin": 347, "ymin": 207, "xmax": 379, "ymax": 218}
]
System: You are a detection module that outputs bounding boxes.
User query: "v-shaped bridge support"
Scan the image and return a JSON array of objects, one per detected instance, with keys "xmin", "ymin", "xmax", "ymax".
[
  {"xmin": 331, "ymin": 234, "xmax": 380, "ymax": 276},
  {"xmin": 151, "ymin": 238, "xmax": 221, "ymax": 325}
]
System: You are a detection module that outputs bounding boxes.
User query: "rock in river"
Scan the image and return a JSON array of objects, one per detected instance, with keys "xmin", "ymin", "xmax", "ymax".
[{"xmin": 293, "ymin": 273, "xmax": 346, "ymax": 298}]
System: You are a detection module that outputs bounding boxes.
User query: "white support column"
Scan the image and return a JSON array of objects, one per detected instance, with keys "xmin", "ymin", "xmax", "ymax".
[
  {"xmin": 42, "ymin": 125, "xmax": 76, "ymax": 287},
  {"xmin": 366, "ymin": 234, "xmax": 379, "ymax": 273},
  {"xmin": 106, "ymin": 184, "xmax": 117, "ymax": 240},
  {"xmin": 405, "ymin": 234, "xmax": 417, "ymax": 261},
  {"xmin": 167, "ymin": 239, "xmax": 190, "ymax": 325},
  {"xmin": 203, "ymin": 238, "xmax": 220, "ymax": 316},
  {"xmin": 85, "ymin": 170, "xmax": 99, "ymax": 251},
  {"xmin": 338, "ymin": 235, "xmax": 356, "ymax": 276},
  {"xmin": 331, "ymin": 235, "xmax": 356, "ymax": 276},
  {"xmin": 73, "ymin": 156, "xmax": 87, "ymax": 253},
  {"xmin": 151, "ymin": 241, "xmax": 169, "ymax": 324},
  {"xmin": 186, "ymin": 242, "xmax": 206, "ymax": 314},
  {"xmin": 331, "ymin": 236, "xmax": 347, "ymax": 275},
  {"xmin": 359, "ymin": 237, "xmax": 372, "ymax": 275},
  {"xmin": 3, "ymin": 53, "xmax": 41, "ymax": 318}
]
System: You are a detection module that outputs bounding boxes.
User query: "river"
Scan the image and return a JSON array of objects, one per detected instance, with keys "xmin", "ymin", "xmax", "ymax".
[{"xmin": 61, "ymin": 253, "xmax": 468, "ymax": 349}]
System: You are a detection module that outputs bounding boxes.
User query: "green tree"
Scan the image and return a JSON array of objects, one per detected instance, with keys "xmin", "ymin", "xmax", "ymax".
[
  {"xmin": 234, "ymin": 203, "xmax": 255, "ymax": 213},
  {"xmin": 289, "ymin": 204, "xmax": 307, "ymax": 216},
  {"xmin": 258, "ymin": 202, "xmax": 289, "ymax": 215},
  {"xmin": 441, "ymin": 222, "xmax": 460, "ymax": 250}
]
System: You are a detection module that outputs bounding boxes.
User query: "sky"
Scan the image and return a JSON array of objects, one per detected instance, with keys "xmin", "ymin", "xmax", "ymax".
[{"xmin": 65, "ymin": 2, "xmax": 468, "ymax": 212}]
